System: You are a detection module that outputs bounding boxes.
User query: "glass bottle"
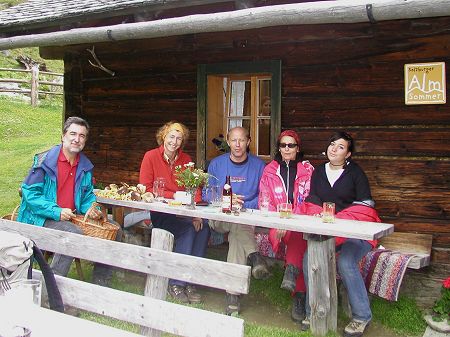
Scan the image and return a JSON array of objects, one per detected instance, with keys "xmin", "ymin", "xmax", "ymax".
[{"xmin": 222, "ymin": 175, "xmax": 232, "ymax": 213}]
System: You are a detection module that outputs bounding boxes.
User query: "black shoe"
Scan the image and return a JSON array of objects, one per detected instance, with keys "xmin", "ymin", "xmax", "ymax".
[
  {"xmin": 225, "ymin": 293, "xmax": 240, "ymax": 316},
  {"xmin": 291, "ymin": 292, "xmax": 306, "ymax": 322},
  {"xmin": 281, "ymin": 264, "xmax": 299, "ymax": 292},
  {"xmin": 300, "ymin": 316, "xmax": 310, "ymax": 331},
  {"xmin": 247, "ymin": 252, "xmax": 271, "ymax": 280}
]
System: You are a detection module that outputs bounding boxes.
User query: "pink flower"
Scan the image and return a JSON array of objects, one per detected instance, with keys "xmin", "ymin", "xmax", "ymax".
[{"xmin": 443, "ymin": 276, "xmax": 450, "ymax": 289}]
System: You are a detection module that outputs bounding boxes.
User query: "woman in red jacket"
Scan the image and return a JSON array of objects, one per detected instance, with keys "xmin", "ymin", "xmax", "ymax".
[
  {"xmin": 259, "ymin": 130, "xmax": 314, "ymax": 323},
  {"xmin": 139, "ymin": 121, "xmax": 209, "ymax": 304}
]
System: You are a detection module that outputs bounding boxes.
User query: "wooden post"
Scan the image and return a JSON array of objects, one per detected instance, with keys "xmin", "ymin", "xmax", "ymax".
[
  {"xmin": 30, "ymin": 66, "xmax": 39, "ymax": 106},
  {"xmin": 307, "ymin": 235, "xmax": 337, "ymax": 336},
  {"xmin": 141, "ymin": 228, "xmax": 174, "ymax": 337}
]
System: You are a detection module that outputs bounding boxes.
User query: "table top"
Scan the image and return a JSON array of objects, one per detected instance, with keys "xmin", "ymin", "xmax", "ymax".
[
  {"xmin": 97, "ymin": 197, "xmax": 394, "ymax": 241},
  {"xmin": 0, "ymin": 304, "xmax": 142, "ymax": 337}
]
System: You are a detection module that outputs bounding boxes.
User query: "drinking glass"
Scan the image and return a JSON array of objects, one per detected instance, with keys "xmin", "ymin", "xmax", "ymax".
[
  {"xmin": 209, "ymin": 185, "xmax": 222, "ymax": 207},
  {"xmin": 322, "ymin": 202, "xmax": 335, "ymax": 223},
  {"xmin": 259, "ymin": 191, "xmax": 270, "ymax": 216},
  {"xmin": 153, "ymin": 177, "xmax": 166, "ymax": 201},
  {"xmin": 7, "ymin": 279, "xmax": 42, "ymax": 306},
  {"xmin": 277, "ymin": 203, "xmax": 293, "ymax": 219}
]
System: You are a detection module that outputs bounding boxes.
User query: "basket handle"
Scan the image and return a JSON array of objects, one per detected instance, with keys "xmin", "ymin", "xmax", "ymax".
[
  {"xmin": 11, "ymin": 205, "xmax": 20, "ymax": 219},
  {"xmin": 81, "ymin": 202, "xmax": 107, "ymax": 225}
]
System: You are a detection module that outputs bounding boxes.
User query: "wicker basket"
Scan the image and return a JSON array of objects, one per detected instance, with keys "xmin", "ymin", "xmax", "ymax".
[
  {"xmin": 1, "ymin": 205, "xmax": 20, "ymax": 221},
  {"xmin": 71, "ymin": 203, "xmax": 119, "ymax": 240}
]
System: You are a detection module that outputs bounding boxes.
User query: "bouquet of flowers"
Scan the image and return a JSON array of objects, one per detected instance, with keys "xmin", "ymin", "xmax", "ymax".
[
  {"xmin": 432, "ymin": 276, "xmax": 450, "ymax": 322},
  {"xmin": 174, "ymin": 162, "xmax": 210, "ymax": 190}
]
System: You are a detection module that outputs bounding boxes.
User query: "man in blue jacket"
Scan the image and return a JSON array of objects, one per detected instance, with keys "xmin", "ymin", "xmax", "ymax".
[
  {"xmin": 206, "ymin": 126, "xmax": 270, "ymax": 315},
  {"xmin": 18, "ymin": 116, "xmax": 112, "ymax": 284}
]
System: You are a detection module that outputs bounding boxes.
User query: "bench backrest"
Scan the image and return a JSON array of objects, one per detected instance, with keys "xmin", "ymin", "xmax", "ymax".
[
  {"xmin": 0, "ymin": 219, "xmax": 248, "ymax": 337},
  {"xmin": 379, "ymin": 232, "xmax": 432, "ymax": 269},
  {"xmin": 0, "ymin": 219, "xmax": 250, "ymax": 294},
  {"xmin": 32, "ymin": 270, "xmax": 244, "ymax": 337}
]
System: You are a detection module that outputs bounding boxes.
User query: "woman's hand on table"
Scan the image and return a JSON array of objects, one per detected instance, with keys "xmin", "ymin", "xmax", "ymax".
[
  {"xmin": 192, "ymin": 217, "xmax": 203, "ymax": 231},
  {"xmin": 276, "ymin": 229, "xmax": 287, "ymax": 240}
]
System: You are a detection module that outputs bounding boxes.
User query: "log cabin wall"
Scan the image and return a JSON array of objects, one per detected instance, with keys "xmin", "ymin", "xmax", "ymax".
[{"xmin": 61, "ymin": 16, "xmax": 450, "ymax": 305}]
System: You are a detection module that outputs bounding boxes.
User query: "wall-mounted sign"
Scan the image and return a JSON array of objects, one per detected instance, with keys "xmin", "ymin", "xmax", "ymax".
[{"xmin": 404, "ymin": 62, "xmax": 446, "ymax": 105}]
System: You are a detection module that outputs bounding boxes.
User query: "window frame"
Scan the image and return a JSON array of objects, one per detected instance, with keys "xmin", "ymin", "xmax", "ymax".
[{"xmin": 197, "ymin": 60, "xmax": 281, "ymax": 168}]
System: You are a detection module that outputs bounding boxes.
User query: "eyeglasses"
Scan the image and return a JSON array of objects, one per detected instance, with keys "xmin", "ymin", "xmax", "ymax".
[{"xmin": 279, "ymin": 143, "xmax": 298, "ymax": 149}]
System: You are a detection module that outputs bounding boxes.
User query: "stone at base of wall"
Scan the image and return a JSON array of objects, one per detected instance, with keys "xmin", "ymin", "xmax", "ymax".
[{"xmin": 424, "ymin": 315, "xmax": 450, "ymax": 334}]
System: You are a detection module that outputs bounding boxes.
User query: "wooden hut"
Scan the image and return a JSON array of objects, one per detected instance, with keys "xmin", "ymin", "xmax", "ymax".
[{"xmin": 0, "ymin": 0, "xmax": 449, "ymax": 306}]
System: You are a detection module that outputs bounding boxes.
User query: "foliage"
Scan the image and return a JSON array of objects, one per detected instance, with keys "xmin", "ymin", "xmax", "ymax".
[
  {"xmin": 371, "ymin": 295, "xmax": 426, "ymax": 336},
  {"xmin": 174, "ymin": 162, "xmax": 210, "ymax": 189},
  {"xmin": 432, "ymin": 276, "xmax": 450, "ymax": 322}
]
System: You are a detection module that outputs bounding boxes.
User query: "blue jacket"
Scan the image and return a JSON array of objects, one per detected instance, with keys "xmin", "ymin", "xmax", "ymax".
[{"xmin": 17, "ymin": 144, "xmax": 96, "ymax": 227}]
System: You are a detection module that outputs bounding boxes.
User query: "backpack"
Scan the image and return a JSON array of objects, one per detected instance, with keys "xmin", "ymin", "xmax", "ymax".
[
  {"xmin": 0, "ymin": 231, "xmax": 33, "ymax": 284},
  {"xmin": 0, "ymin": 230, "xmax": 64, "ymax": 312}
]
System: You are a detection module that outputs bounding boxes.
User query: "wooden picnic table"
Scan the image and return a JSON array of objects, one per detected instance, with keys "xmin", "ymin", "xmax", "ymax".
[
  {"xmin": 0, "ymin": 303, "xmax": 142, "ymax": 337},
  {"xmin": 97, "ymin": 196, "xmax": 394, "ymax": 336}
]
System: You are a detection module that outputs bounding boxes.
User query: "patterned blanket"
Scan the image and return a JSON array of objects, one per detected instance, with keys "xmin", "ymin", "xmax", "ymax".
[{"xmin": 360, "ymin": 249, "xmax": 414, "ymax": 301}]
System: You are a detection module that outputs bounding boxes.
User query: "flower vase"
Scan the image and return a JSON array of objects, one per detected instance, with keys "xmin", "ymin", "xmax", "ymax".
[{"xmin": 186, "ymin": 188, "xmax": 196, "ymax": 210}]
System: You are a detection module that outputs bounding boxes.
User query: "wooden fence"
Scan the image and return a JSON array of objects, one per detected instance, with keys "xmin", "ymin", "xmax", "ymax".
[{"xmin": 0, "ymin": 66, "xmax": 63, "ymax": 106}]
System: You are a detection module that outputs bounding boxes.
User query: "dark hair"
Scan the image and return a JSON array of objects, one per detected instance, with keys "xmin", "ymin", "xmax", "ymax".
[
  {"xmin": 328, "ymin": 131, "xmax": 354, "ymax": 154},
  {"xmin": 63, "ymin": 116, "xmax": 90, "ymax": 135}
]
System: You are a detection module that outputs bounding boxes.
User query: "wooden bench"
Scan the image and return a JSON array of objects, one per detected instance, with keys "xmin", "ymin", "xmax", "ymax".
[
  {"xmin": 378, "ymin": 232, "xmax": 432, "ymax": 269},
  {"xmin": 0, "ymin": 219, "xmax": 250, "ymax": 337}
]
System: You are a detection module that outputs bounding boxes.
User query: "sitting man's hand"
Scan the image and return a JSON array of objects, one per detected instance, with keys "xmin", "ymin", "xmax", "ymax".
[
  {"xmin": 60, "ymin": 208, "xmax": 76, "ymax": 221},
  {"xmin": 88, "ymin": 206, "xmax": 103, "ymax": 220}
]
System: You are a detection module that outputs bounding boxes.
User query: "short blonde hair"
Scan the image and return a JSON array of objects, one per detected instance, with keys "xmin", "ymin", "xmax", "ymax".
[{"xmin": 156, "ymin": 121, "xmax": 190, "ymax": 148}]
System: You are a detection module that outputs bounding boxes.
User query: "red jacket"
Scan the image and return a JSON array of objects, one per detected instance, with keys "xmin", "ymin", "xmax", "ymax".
[
  {"xmin": 139, "ymin": 145, "xmax": 201, "ymax": 201},
  {"xmin": 300, "ymin": 202, "xmax": 380, "ymax": 247},
  {"xmin": 259, "ymin": 159, "xmax": 314, "ymax": 253}
]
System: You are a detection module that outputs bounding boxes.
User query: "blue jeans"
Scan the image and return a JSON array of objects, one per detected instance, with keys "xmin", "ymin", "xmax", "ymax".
[
  {"xmin": 303, "ymin": 238, "xmax": 373, "ymax": 322},
  {"xmin": 150, "ymin": 212, "xmax": 210, "ymax": 287},
  {"xmin": 44, "ymin": 219, "xmax": 121, "ymax": 285}
]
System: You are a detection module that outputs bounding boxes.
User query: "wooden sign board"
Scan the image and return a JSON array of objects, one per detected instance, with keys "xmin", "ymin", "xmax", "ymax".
[{"xmin": 404, "ymin": 62, "xmax": 446, "ymax": 105}]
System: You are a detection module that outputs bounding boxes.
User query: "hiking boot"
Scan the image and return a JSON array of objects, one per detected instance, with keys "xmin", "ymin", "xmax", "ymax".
[
  {"xmin": 247, "ymin": 252, "xmax": 271, "ymax": 280},
  {"xmin": 291, "ymin": 292, "xmax": 306, "ymax": 322},
  {"xmin": 185, "ymin": 285, "xmax": 202, "ymax": 304},
  {"xmin": 281, "ymin": 264, "xmax": 299, "ymax": 292},
  {"xmin": 225, "ymin": 293, "xmax": 240, "ymax": 316},
  {"xmin": 343, "ymin": 319, "xmax": 370, "ymax": 337},
  {"xmin": 300, "ymin": 316, "xmax": 310, "ymax": 331},
  {"xmin": 168, "ymin": 284, "xmax": 189, "ymax": 303}
]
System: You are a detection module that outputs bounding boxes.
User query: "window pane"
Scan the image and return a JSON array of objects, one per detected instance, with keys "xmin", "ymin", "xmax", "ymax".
[
  {"xmin": 258, "ymin": 119, "xmax": 270, "ymax": 156},
  {"xmin": 259, "ymin": 79, "xmax": 271, "ymax": 117},
  {"xmin": 229, "ymin": 81, "xmax": 251, "ymax": 117}
]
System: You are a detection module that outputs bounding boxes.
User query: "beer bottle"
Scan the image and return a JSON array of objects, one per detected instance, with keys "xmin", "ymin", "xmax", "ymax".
[{"xmin": 222, "ymin": 175, "xmax": 232, "ymax": 213}]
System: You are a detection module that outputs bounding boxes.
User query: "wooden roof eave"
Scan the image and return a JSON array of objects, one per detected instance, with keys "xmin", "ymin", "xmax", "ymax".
[{"xmin": 0, "ymin": 0, "xmax": 449, "ymax": 51}]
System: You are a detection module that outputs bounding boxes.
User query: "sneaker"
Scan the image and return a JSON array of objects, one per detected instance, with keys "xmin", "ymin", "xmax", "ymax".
[
  {"xmin": 300, "ymin": 316, "xmax": 310, "ymax": 331},
  {"xmin": 168, "ymin": 285, "xmax": 189, "ymax": 303},
  {"xmin": 344, "ymin": 319, "xmax": 370, "ymax": 337},
  {"xmin": 281, "ymin": 264, "xmax": 299, "ymax": 292},
  {"xmin": 225, "ymin": 293, "xmax": 240, "ymax": 316},
  {"xmin": 185, "ymin": 285, "xmax": 202, "ymax": 304},
  {"xmin": 247, "ymin": 252, "xmax": 271, "ymax": 280},
  {"xmin": 291, "ymin": 292, "xmax": 306, "ymax": 322}
]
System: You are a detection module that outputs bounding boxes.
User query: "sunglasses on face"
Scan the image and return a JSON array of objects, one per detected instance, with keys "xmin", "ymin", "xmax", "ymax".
[{"xmin": 279, "ymin": 143, "xmax": 298, "ymax": 149}]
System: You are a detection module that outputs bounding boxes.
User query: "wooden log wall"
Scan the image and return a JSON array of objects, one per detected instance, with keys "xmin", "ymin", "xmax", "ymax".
[{"xmin": 59, "ymin": 15, "xmax": 450, "ymax": 301}]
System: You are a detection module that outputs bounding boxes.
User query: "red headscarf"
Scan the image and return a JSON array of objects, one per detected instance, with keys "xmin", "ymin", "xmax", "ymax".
[{"xmin": 278, "ymin": 130, "xmax": 301, "ymax": 146}]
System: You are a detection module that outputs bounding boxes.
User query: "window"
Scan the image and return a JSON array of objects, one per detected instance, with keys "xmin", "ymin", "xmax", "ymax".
[{"xmin": 197, "ymin": 60, "xmax": 281, "ymax": 168}]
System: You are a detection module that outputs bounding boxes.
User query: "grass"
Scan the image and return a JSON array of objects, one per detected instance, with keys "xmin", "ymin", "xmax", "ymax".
[
  {"xmin": 0, "ymin": 95, "xmax": 427, "ymax": 336},
  {"xmin": 0, "ymin": 96, "xmax": 62, "ymax": 216}
]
